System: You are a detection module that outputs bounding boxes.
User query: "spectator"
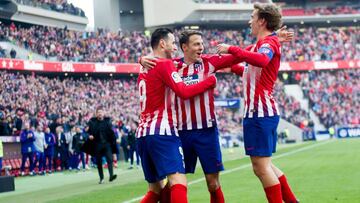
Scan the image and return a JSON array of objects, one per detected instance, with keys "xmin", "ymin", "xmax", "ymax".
[
  {"xmin": 20, "ymin": 122, "xmax": 35, "ymax": 176},
  {"xmin": 10, "ymin": 48, "xmax": 16, "ymax": 59},
  {"xmin": 33, "ymin": 125, "xmax": 46, "ymax": 175},
  {"xmin": 44, "ymin": 127, "xmax": 56, "ymax": 173},
  {"xmin": 70, "ymin": 126, "xmax": 87, "ymax": 171},
  {"xmin": 127, "ymin": 123, "xmax": 139, "ymax": 169}
]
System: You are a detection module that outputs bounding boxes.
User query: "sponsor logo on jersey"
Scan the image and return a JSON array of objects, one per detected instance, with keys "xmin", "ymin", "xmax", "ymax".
[
  {"xmin": 171, "ymin": 72, "xmax": 182, "ymax": 83},
  {"xmin": 182, "ymin": 74, "xmax": 199, "ymax": 85}
]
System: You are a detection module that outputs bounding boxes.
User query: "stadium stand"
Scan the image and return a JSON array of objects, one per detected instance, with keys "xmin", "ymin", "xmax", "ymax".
[
  {"xmin": 297, "ymin": 69, "xmax": 360, "ymax": 129},
  {"xmin": 1, "ymin": 23, "xmax": 359, "ymax": 63},
  {"xmin": 15, "ymin": 0, "xmax": 86, "ymax": 17}
]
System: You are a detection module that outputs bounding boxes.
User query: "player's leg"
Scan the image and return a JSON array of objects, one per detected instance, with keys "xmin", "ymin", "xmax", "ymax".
[
  {"xmin": 147, "ymin": 135, "xmax": 188, "ymax": 203},
  {"xmin": 244, "ymin": 116, "xmax": 282, "ymax": 203},
  {"xmin": 141, "ymin": 180, "xmax": 165, "ymax": 203},
  {"xmin": 167, "ymin": 173, "xmax": 187, "ymax": 203},
  {"xmin": 195, "ymin": 127, "xmax": 225, "ymax": 203},
  {"xmin": 271, "ymin": 164, "xmax": 298, "ymax": 203},
  {"xmin": 138, "ymin": 136, "xmax": 165, "ymax": 203},
  {"xmin": 251, "ymin": 156, "xmax": 282, "ymax": 203}
]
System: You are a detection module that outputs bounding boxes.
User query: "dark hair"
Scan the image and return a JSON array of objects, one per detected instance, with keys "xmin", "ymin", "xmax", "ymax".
[
  {"xmin": 254, "ymin": 3, "xmax": 282, "ymax": 31},
  {"xmin": 179, "ymin": 30, "xmax": 203, "ymax": 51},
  {"xmin": 96, "ymin": 106, "xmax": 104, "ymax": 112},
  {"xmin": 150, "ymin": 28, "xmax": 173, "ymax": 49}
]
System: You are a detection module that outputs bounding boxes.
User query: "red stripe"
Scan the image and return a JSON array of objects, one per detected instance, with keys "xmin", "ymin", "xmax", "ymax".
[
  {"xmin": 175, "ymin": 95, "xmax": 179, "ymax": 129},
  {"xmin": 261, "ymin": 93, "xmax": 269, "ymax": 117},
  {"xmin": 270, "ymin": 95, "xmax": 278, "ymax": 115},
  {"xmin": 154, "ymin": 109, "xmax": 163, "ymax": 134},
  {"xmin": 246, "ymin": 70, "xmax": 251, "ymax": 117},
  {"xmin": 199, "ymin": 93, "xmax": 207, "ymax": 128},
  {"xmin": 166, "ymin": 89, "xmax": 174, "ymax": 130},
  {"xmin": 190, "ymin": 98, "xmax": 197, "ymax": 129},
  {"xmin": 203, "ymin": 59, "xmax": 215, "ymax": 122},
  {"xmin": 181, "ymin": 66, "xmax": 189, "ymax": 129}
]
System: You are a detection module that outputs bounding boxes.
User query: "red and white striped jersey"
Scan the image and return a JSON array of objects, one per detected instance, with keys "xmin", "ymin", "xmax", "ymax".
[
  {"xmin": 173, "ymin": 54, "xmax": 240, "ymax": 131},
  {"xmin": 232, "ymin": 35, "xmax": 281, "ymax": 118},
  {"xmin": 136, "ymin": 58, "xmax": 217, "ymax": 138}
]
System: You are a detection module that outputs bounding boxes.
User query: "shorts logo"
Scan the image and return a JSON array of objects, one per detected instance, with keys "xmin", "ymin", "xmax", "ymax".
[{"xmin": 171, "ymin": 72, "xmax": 182, "ymax": 83}]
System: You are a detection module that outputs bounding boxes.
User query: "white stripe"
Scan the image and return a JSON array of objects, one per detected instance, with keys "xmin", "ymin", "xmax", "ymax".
[
  {"xmin": 170, "ymin": 91, "xmax": 178, "ymax": 131},
  {"xmin": 184, "ymin": 100, "xmax": 192, "ymax": 130},
  {"xmin": 177, "ymin": 97, "xmax": 183, "ymax": 131},
  {"xmin": 159, "ymin": 110, "xmax": 167, "ymax": 135},
  {"xmin": 196, "ymin": 65, "xmax": 205, "ymax": 129},
  {"xmin": 142, "ymin": 114, "xmax": 151, "ymax": 137},
  {"xmin": 257, "ymin": 95, "xmax": 264, "ymax": 117},
  {"xmin": 195, "ymin": 96, "xmax": 203, "ymax": 129},
  {"xmin": 274, "ymin": 100, "xmax": 280, "ymax": 116},
  {"xmin": 185, "ymin": 65, "xmax": 195, "ymax": 130},
  {"xmin": 248, "ymin": 66, "xmax": 256, "ymax": 118},
  {"xmin": 177, "ymin": 67, "xmax": 184, "ymax": 131},
  {"xmin": 242, "ymin": 67, "xmax": 248, "ymax": 118},
  {"xmin": 123, "ymin": 141, "xmax": 333, "ymax": 203},
  {"xmin": 204, "ymin": 90, "xmax": 212, "ymax": 128},
  {"xmin": 149, "ymin": 111, "xmax": 159, "ymax": 135},
  {"xmin": 265, "ymin": 90, "xmax": 274, "ymax": 116}
]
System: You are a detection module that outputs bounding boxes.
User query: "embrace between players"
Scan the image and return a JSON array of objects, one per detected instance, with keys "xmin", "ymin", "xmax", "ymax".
[{"xmin": 136, "ymin": 3, "xmax": 298, "ymax": 203}]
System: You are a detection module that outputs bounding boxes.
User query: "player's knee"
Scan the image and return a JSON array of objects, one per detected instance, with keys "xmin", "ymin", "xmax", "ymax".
[
  {"xmin": 168, "ymin": 173, "xmax": 187, "ymax": 186},
  {"xmin": 252, "ymin": 164, "xmax": 270, "ymax": 178},
  {"xmin": 207, "ymin": 181, "xmax": 220, "ymax": 192},
  {"xmin": 205, "ymin": 173, "xmax": 220, "ymax": 192}
]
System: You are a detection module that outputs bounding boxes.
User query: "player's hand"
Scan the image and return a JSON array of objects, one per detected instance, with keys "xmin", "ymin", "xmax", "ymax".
[
  {"xmin": 140, "ymin": 56, "xmax": 157, "ymax": 70},
  {"xmin": 89, "ymin": 135, "xmax": 94, "ymax": 140},
  {"xmin": 209, "ymin": 75, "xmax": 217, "ymax": 88},
  {"xmin": 217, "ymin": 44, "xmax": 231, "ymax": 55},
  {"xmin": 276, "ymin": 26, "xmax": 294, "ymax": 43}
]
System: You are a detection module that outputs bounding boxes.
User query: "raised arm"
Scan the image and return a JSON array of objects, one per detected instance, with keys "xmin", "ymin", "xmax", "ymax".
[{"xmin": 158, "ymin": 60, "xmax": 216, "ymax": 99}]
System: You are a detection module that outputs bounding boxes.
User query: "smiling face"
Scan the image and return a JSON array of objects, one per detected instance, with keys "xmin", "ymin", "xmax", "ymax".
[
  {"xmin": 249, "ymin": 9, "xmax": 262, "ymax": 37},
  {"xmin": 182, "ymin": 34, "xmax": 204, "ymax": 63}
]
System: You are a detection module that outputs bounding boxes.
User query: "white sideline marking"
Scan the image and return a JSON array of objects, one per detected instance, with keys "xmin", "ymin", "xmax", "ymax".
[{"xmin": 123, "ymin": 141, "xmax": 332, "ymax": 203}]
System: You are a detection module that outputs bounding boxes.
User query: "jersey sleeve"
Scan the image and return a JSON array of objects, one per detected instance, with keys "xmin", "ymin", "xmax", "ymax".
[
  {"xmin": 157, "ymin": 60, "xmax": 216, "ymax": 99},
  {"xmin": 206, "ymin": 54, "xmax": 242, "ymax": 72},
  {"xmin": 230, "ymin": 64, "xmax": 245, "ymax": 76},
  {"xmin": 228, "ymin": 39, "xmax": 277, "ymax": 68}
]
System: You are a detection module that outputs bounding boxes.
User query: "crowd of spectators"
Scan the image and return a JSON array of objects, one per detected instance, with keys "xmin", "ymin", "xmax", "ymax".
[
  {"xmin": 15, "ymin": 0, "xmax": 86, "ymax": 17},
  {"xmin": 304, "ymin": 6, "xmax": 360, "ymax": 15},
  {"xmin": 1, "ymin": 23, "xmax": 359, "ymax": 63},
  {"xmin": 297, "ymin": 69, "xmax": 359, "ymax": 129},
  {"xmin": 0, "ymin": 70, "xmax": 313, "ymax": 138}
]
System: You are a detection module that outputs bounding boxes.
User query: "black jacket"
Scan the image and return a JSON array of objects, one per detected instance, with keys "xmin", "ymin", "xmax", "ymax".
[{"xmin": 81, "ymin": 117, "xmax": 117, "ymax": 156}]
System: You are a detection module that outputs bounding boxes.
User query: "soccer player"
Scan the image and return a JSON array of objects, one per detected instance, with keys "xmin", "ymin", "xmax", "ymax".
[
  {"xmin": 137, "ymin": 28, "xmax": 217, "ymax": 203},
  {"xmin": 141, "ymin": 28, "xmax": 293, "ymax": 203},
  {"xmin": 217, "ymin": 3, "xmax": 298, "ymax": 203}
]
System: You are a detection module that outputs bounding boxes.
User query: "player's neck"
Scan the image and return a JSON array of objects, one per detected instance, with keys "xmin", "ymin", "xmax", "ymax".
[
  {"xmin": 183, "ymin": 56, "xmax": 197, "ymax": 65},
  {"xmin": 153, "ymin": 50, "xmax": 167, "ymax": 59},
  {"xmin": 256, "ymin": 29, "xmax": 272, "ymax": 41}
]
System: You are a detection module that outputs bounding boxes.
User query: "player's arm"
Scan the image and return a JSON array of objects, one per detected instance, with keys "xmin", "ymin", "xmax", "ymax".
[
  {"xmin": 230, "ymin": 64, "xmax": 245, "ymax": 76},
  {"xmin": 209, "ymin": 45, "xmax": 253, "ymax": 72},
  {"xmin": 217, "ymin": 41, "xmax": 275, "ymax": 68},
  {"xmin": 158, "ymin": 60, "xmax": 216, "ymax": 99}
]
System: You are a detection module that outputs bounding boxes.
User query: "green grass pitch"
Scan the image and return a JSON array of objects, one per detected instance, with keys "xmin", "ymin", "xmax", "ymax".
[{"xmin": 0, "ymin": 138, "xmax": 359, "ymax": 203}]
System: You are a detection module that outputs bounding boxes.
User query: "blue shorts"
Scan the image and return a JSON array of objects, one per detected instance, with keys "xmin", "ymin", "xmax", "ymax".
[
  {"xmin": 137, "ymin": 135, "xmax": 185, "ymax": 183},
  {"xmin": 243, "ymin": 116, "xmax": 280, "ymax": 157},
  {"xmin": 179, "ymin": 126, "xmax": 224, "ymax": 174}
]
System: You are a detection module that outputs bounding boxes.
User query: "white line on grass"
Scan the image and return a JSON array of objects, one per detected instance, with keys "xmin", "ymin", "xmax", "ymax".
[{"xmin": 123, "ymin": 140, "xmax": 332, "ymax": 203}]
